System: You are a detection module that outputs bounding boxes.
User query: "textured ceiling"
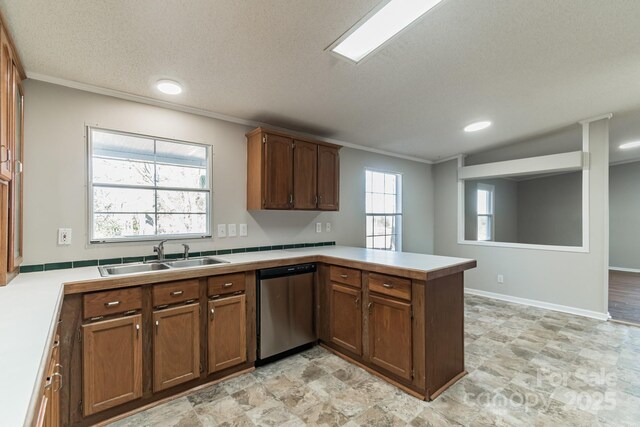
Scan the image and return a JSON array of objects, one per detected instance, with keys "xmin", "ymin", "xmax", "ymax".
[{"xmin": 4, "ymin": 0, "xmax": 640, "ymax": 161}]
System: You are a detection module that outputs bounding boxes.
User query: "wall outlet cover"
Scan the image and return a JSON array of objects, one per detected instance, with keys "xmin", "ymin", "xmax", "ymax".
[
  {"xmin": 58, "ymin": 228, "xmax": 72, "ymax": 245},
  {"xmin": 228, "ymin": 224, "xmax": 237, "ymax": 237},
  {"xmin": 316, "ymin": 222, "xmax": 322, "ymax": 233},
  {"xmin": 239, "ymin": 223, "xmax": 248, "ymax": 237},
  {"xmin": 326, "ymin": 222, "xmax": 331, "ymax": 232},
  {"xmin": 497, "ymin": 274, "xmax": 504, "ymax": 284},
  {"xmin": 217, "ymin": 224, "xmax": 227, "ymax": 238}
]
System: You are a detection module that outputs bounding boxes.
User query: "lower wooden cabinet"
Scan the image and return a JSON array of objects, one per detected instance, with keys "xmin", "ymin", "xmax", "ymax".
[
  {"xmin": 153, "ymin": 304, "xmax": 200, "ymax": 392},
  {"xmin": 208, "ymin": 294, "xmax": 247, "ymax": 373},
  {"xmin": 367, "ymin": 294, "xmax": 412, "ymax": 380},
  {"xmin": 82, "ymin": 315, "xmax": 142, "ymax": 416},
  {"xmin": 36, "ymin": 335, "xmax": 61, "ymax": 427},
  {"xmin": 329, "ymin": 283, "xmax": 362, "ymax": 355}
]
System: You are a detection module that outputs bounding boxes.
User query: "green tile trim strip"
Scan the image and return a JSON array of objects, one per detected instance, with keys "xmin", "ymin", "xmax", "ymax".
[{"xmin": 20, "ymin": 241, "xmax": 336, "ymax": 274}]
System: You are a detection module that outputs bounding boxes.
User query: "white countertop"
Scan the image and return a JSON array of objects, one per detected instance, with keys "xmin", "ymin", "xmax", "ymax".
[{"xmin": 0, "ymin": 246, "xmax": 473, "ymax": 426}]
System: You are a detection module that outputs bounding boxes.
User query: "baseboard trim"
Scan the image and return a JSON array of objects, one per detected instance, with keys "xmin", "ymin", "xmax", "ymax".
[
  {"xmin": 609, "ymin": 266, "xmax": 640, "ymax": 274},
  {"xmin": 464, "ymin": 288, "xmax": 609, "ymax": 321}
]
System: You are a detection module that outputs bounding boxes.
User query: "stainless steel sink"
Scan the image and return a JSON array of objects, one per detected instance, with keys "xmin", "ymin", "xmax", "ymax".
[
  {"xmin": 99, "ymin": 262, "xmax": 171, "ymax": 276},
  {"xmin": 164, "ymin": 257, "xmax": 228, "ymax": 268},
  {"xmin": 98, "ymin": 257, "xmax": 229, "ymax": 277}
]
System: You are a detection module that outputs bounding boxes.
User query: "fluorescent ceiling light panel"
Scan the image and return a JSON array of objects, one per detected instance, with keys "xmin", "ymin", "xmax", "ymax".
[
  {"xmin": 619, "ymin": 141, "xmax": 640, "ymax": 150},
  {"xmin": 331, "ymin": 0, "xmax": 444, "ymax": 62},
  {"xmin": 464, "ymin": 121, "xmax": 492, "ymax": 132}
]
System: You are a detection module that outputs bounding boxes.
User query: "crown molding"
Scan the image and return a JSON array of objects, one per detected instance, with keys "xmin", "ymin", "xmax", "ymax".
[{"xmin": 27, "ymin": 72, "xmax": 434, "ymax": 165}]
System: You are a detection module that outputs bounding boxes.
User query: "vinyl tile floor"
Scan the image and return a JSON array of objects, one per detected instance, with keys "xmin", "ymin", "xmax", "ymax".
[{"xmin": 109, "ymin": 294, "xmax": 640, "ymax": 426}]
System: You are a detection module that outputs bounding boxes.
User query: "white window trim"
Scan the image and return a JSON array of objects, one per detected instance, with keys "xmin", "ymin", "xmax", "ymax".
[
  {"xmin": 86, "ymin": 126, "xmax": 213, "ymax": 244},
  {"xmin": 456, "ymin": 139, "xmax": 590, "ymax": 253},
  {"xmin": 365, "ymin": 168, "xmax": 403, "ymax": 252},
  {"xmin": 476, "ymin": 183, "xmax": 495, "ymax": 242}
]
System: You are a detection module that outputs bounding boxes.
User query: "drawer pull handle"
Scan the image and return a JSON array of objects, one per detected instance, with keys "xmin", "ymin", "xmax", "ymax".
[
  {"xmin": 52, "ymin": 372, "xmax": 63, "ymax": 392},
  {"xmin": 170, "ymin": 290, "xmax": 183, "ymax": 296},
  {"xmin": 223, "ymin": 282, "xmax": 234, "ymax": 287},
  {"xmin": 382, "ymin": 283, "xmax": 394, "ymax": 288},
  {"xmin": 104, "ymin": 301, "xmax": 120, "ymax": 307},
  {"xmin": 340, "ymin": 274, "xmax": 348, "ymax": 278},
  {"xmin": 210, "ymin": 308, "xmax": 215, "ymax": 319}
]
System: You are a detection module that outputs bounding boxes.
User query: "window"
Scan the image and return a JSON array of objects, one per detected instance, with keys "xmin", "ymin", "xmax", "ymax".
[
  {"xmin": 365, "ymin": 169, "xmax": 402, "ymax": 251},
  {"xmin": 88, "ymin": 128, "xmax": 211, "ymax": 242},
  {"xmin": 476, "ymin": 183, "xmax": 494, "ymax": 241}
]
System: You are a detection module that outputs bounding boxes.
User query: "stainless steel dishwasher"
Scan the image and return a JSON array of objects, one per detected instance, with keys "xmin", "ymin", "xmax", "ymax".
[{"xmin": 257, "ymin": 263, "xmax": 316, "ymax": 362}]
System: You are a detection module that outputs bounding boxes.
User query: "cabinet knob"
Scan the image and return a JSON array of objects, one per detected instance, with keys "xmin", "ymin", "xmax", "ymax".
[
  {"xmin": 355, "ymin": 297, "xmax": 360, "ymax": 308},
  {"xmin": 104, "ymin": 301, "xmax": 120, "ymax": 307},
  {"xmin": 340, "ymin": 274, "xmax": 348, "ymax": 279},
  {"xmin": 223, "ymin": 282, "xmax": 233, "ymax": 288},
  {"xmin": 170, "ymin": 290, "xmax": 183, "ymax": 296},
  {"xmin": 0, "ymin": 144, "xmax": 9, "ymax": 163},
  {"xmin": 52, "ymin": 372, "xmax": 63, "ymax": 392},
  {"xmin": 210, "ymin": 308, "xmax": 215, "ymax": 319},
  {"xmin": 382, "ymin": 283, "xmax": 394, "ymax": 289}
]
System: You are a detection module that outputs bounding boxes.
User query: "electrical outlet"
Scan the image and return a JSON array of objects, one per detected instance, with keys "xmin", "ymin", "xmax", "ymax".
[
  {"xmin": 326, "ymin": 222, "xmax": 331, "ymax": 232},
  {"xmin": 497, "ymin": 274, "xmax": 504, "ymax": 284},
  {"xmin": 58, "ymin": 228, "xmax": 72, "ymax": 245},
  {"xmin": 228, "ymin": 224, "xmax": 237, "ymax": 237},
  {"xmin": 239, "ymin": 223, "xmax": 248, "ymax": 237},
  {"xmin": 316, "ymin": 222, "xmax": 322, "ymax": 233},
  {"xmin": 217, "ymin": 224, "xmax": 227, "ymax": 238}
]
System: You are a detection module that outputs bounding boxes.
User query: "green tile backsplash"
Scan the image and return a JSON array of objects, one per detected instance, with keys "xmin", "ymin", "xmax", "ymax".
[{"xmin": 19, "ymin": 241, "xmax": 336, "ymax": 274}]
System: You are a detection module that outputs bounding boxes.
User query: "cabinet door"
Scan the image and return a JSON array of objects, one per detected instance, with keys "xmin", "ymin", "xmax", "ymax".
[
  {"xmin": 8, "ymin": 63, "xmax": 22, "ymax": 272},
  {"xmin": 153, "ymin": 304, "xmax": 200, "ymax": 392},
  {"xmin": 82, "ymin": 315, "xmax": 142, "ymax": 416},
  {"xmin": 208, "ymin": 294, "xmax": 246, "ymax": 373},
  {"xmin": 329, "ymin": 283, "xmax": 362, "ymax": 355},
  {"xmin": 317, "ymin": 145, "xmax": 340, "ymax": 210},
  {"xmin": 368, "ymin": 295, "xmax": 412, "ymax": 380},
  {"xmin": 293, "ymin": 140, "xmax": 317, "ymax": 209},
  {"xmin": 263, "ymin": 133, "xmax": 293, "ymax": 209},
  {"xmin": 0, "ymin": 33, "xmax": 12, "ymax": 182}
]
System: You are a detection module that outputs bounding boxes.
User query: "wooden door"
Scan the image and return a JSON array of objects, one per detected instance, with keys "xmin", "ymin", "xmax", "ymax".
[
  {"xmin": 293, "ymin": 140, "xmax": 317, "ymax": 209},
  {"xmin": 263, "ymin": 133, "xmax": 293, "ymax": 209},
  {"xmin": 0, "ymin": 31, "xmax": 12, "ymax": 182},
  {"xmin": 368, "ymin": 295, "xmax": 412, "ymax": 380},
  {"xmin": 7, "ymin": 62, "xmax": 22, "ymax": 273},
  {"xmin": 329, "ymin": 283, "xmax": 362, "ymax": 355},
  {"xmin": 82, "ymin": 315, "xmax": 142, "ymax": 416},
  {"xmin": 46, "ymin": 338, "xmax": 61, "ymax": 427},
  {"xmin": 153, "ymin": 304, "xmax": 200, "ymax": 392},
  {"xmin": 317, "ymin": 145, "xmax": 340, "ymax": 210},
  {"xmin": 208, "ymin": 294, "xmax": 247, "ymax": 373}
]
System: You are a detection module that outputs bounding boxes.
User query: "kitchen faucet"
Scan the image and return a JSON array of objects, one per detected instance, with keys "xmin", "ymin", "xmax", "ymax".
[
  {"xmin": 153, "ymin": 240, "xmax": 169, "ymax": 261},
  {"xmin": 182, "ymin": 243, "xmax": 190, "ymax": 260}
]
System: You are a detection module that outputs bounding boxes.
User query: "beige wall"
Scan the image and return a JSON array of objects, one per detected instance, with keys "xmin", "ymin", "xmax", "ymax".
[
  {"xmin": 23, "ymin": 80, "xmax": 434, "ymax": 264},
  {"xmin": 434, "ymin": 119, "xmax": 609, "ymax": 316}
]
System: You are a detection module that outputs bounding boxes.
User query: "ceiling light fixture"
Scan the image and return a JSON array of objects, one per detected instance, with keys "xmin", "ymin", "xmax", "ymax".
[
  {"xmin": 330, "ymin": 0, "xmax": 444, "ymax": 63},
  {"xmin": 619, "ymin": 141, "xmax": 640, "ymax": 150},
  {"xmin": 464, "ymin": 121, "xmax": 492, "ymax": 132},
  {"xmin": 156, "ymin": 79, "xmax": 183, "ymax": 95}
]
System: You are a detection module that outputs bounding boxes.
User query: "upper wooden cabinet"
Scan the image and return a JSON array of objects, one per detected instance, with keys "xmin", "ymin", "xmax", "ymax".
[
  {"xmin": 246, "ymin": 128, "xmax": 340, "ymax": 211},
  {"xmin": 0, "ymin": 14, "xmax": 26, "ymax": 286}
]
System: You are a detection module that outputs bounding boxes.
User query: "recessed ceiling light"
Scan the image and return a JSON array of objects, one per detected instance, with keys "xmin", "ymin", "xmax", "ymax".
[
  {"xmin": 331, "ymin": 0, "xmax": 444, "ymax": 63},
  {"xmin": 156, "ymin": 79, "xmax": 182, "ymax": 95},
  {"xmin": 464, "ymin": 121, "xmax": 492, "ymax": 132},
  {"xmin": 619, "ymin": 141, "xmax": 640, "ymax": 150}
]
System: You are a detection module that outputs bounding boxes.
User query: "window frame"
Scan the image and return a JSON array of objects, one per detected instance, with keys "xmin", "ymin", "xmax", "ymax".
[
  {"xmin": 87, "ymin": 126, "xmax": 213, "ymax": 244},
  {"xmin": 476, "ymin": 183, "xmax": 495, "ymax": 242},
  {"xmin": 364, "ymin": 168, "xmax": 403, "ymax": 251}
]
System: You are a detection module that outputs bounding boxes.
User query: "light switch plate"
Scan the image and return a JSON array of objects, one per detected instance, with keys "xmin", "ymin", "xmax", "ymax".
[
  {"xmin": 316, "ymin": 222, "xmax": 322, "ymax": 233},
  {"xmin": 217, "ymin": 224, "xmax": 227, "ymax": 238},
  {"xmin": 326, "ymin": 222, "xmax": 331, "ymax": 232},
  {"xmin": 239, "ymin": 223, "xmax": 248, "ymax": 237},
  {"xmin": 58, "ymin": 228, "xmax": 72, "ymax": 245},
  {"xmin": 228, "ymin": 224, "xmax": 237, "ymax": 237}
]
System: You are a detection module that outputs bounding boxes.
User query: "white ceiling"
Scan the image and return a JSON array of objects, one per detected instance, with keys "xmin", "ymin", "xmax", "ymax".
[{"xmin": 4, "ymin": 0, "xmax": 640, "ymax": 161}]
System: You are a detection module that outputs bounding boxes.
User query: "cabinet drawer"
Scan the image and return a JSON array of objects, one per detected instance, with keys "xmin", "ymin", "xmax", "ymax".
[
  {"xmin": 330, "ymin": 265, "xmax": 361, "ymax": 288},
  {"xmin": 208, "ymin": 273, "xmax": 245, "ymax": 296},
  {"xmin": 83, "ymin": 287, "xmax": 142, "ymax": 319},
  {"xmin": 368, "ymin": 273, "xmax": 411, "ymax": 301},
  {"xmin": 153, "ymin": 279, "xmax": 200, "ymax": 307}
]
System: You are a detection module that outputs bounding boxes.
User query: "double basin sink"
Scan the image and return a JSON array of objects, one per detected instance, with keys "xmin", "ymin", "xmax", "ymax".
[{"xmin": 98, "ymin": 256, "xmax": 229, "ymax": 277}]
